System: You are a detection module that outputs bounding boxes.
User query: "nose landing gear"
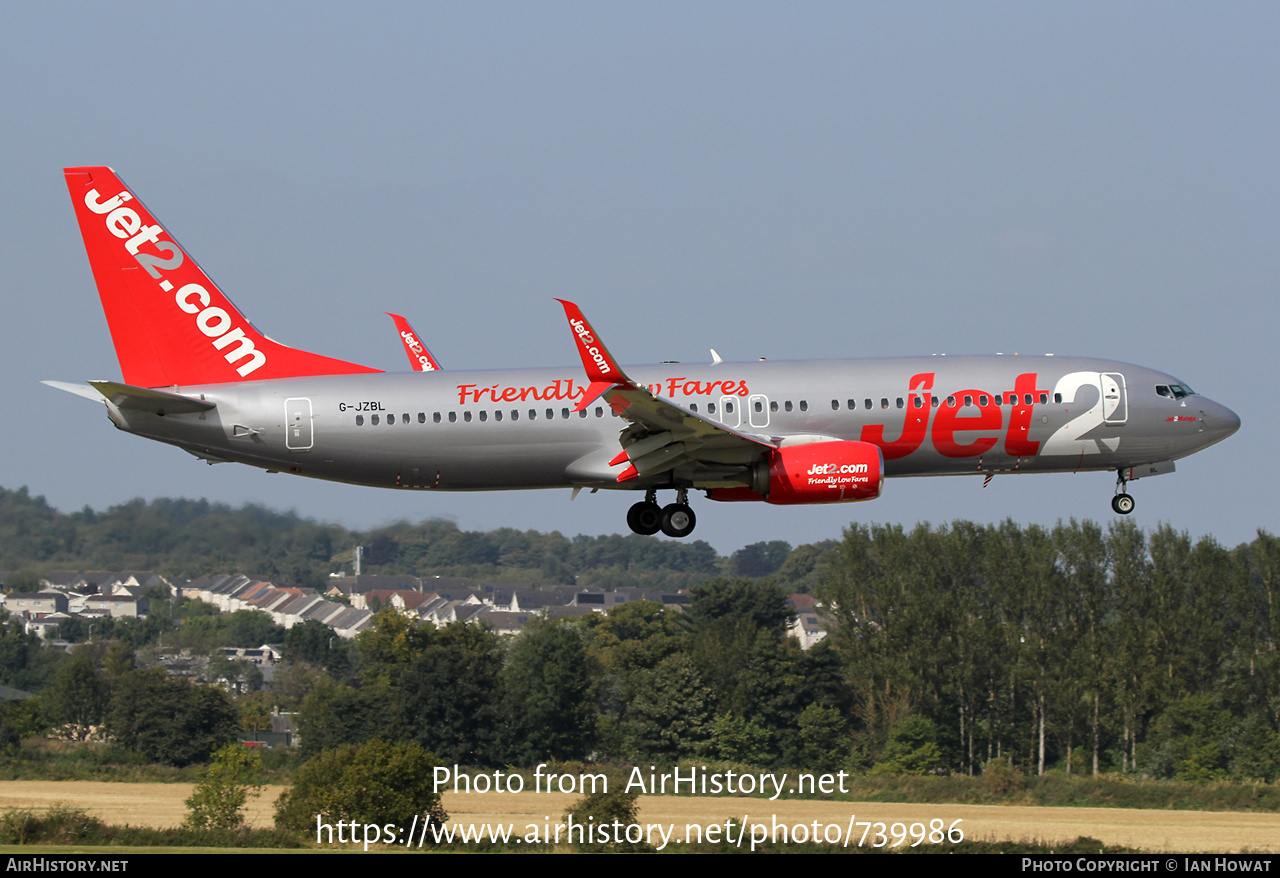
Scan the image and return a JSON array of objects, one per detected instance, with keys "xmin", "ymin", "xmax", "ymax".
[
  {"xmin": 1112, "ymin": 470, "xmax": 1135, "ymax": 515},
  {"xmin": 627, "ymin": 488, "xmax": 697, "ymax": 537}
]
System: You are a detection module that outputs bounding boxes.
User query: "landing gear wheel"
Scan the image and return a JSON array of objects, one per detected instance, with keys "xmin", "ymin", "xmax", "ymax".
[
  {"xmin": 627, "ymin": 501, "xmax": 662, "ymax": 535},
  {"xmin": 660, "ymin": 503, "xmax": 697, "ymax": 538},
  {"xmin": 1111, "ymin": 493, "xmax": 1135, "ymax": 515}
]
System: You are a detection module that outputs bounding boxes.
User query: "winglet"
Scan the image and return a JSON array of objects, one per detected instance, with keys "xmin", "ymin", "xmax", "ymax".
[
  {"xmin": 386, "ymin": 313, "xmax": 443, "ymax": 371},
  {"xmin": 555, "ymin": 299, "xmax": 635, "ymax": 410}
]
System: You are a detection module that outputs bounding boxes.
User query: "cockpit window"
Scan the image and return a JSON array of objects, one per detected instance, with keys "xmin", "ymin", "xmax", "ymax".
[{"xmin": 1157, "ymin": 384, "xmax": 1196, "ymax": 400}]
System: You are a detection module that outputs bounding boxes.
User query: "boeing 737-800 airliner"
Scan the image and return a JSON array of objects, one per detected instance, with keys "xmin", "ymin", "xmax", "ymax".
[{"xmin": 47, "ymin": 167, "xmax": 1240, "ymax": 538}]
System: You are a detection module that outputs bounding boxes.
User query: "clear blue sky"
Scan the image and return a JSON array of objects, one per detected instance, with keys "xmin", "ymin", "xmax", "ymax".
[{"xmin": 3, "ymin": 2, "xmax": 1275, "ymax": 554}]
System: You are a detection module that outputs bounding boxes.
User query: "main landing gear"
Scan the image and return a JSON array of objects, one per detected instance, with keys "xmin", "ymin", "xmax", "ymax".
[
  {"xmin": 1111, "ymin": 470, "xmax": 1135, "ymax": 515},
  {"xmin": 627, "ymin": 488, "xmax": 697, "ymax": 538}
]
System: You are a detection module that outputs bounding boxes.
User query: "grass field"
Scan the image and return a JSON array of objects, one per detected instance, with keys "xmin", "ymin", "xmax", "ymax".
[{"xmin": 0, "ymin": 781, "xmax": 1277, "ymax": 852}]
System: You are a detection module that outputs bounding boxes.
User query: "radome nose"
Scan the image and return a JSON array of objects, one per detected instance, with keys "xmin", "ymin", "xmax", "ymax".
[{"xmin": 1202, "ymin": 399, "xmax": 1241, "ymax": 445}]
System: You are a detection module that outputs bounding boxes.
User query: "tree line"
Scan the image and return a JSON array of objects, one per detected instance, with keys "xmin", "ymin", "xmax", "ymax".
[{"xmin": 0, "ymin": 485, "xmax": 801, "ymax": 591}]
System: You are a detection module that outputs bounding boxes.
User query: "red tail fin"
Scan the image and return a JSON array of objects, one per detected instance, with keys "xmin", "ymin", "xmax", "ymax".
[{"xmin": 64, "ymin": 167, "xmax": 381, "ymax": 388}]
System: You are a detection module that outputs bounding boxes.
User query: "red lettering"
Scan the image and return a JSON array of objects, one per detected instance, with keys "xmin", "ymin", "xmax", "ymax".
[
  {"xmin": 456, "ymin": 384, "xmax": 476, "ymax": 405},
  {"xmin": 861, "ymin": 373, "xmax": 934, "ymax": 460},
  {"xmin": 500, "ymin": 386, "xmax": 520, "ymax": 402},
  {"xmin": 1004, "ymin": 372, "xmax": 1046, "ymax": 457},
  {"xmin": 932, "ymin": 389, "xmax": 1002, "ymax": 457}
]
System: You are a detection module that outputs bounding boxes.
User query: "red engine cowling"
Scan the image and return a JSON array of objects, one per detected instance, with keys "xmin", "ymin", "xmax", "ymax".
[{"xmin": 707, "ymin": 440, "xmax": 884, "ymax": 505}]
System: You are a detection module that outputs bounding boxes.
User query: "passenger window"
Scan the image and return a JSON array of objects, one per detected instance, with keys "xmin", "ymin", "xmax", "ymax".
[
  {"xmin": 799, "ymin": 401, "xmax": 808, "ymax": 412},
  {"xmin": 896, "ymin": 397, "xmax": 904, "ymax": 409},
  {"xmin": 963, "ymin": 395, "xmax": 972, "ymax": 407},
  {"xmin": 831, "ymin": 400, "xmax": 839, "ymax": 411},
  {"xmin": 511, "ymin": 410, "xmax": 518, "ymax": 421},
  {"xmin": 946, "ymin": 396, "xmax": 956, "ymax": 407},
  {"xmin": 979, "ymin": 396, "xmax": 988, "ymax": 406},
  {"xmin": 495, "ymin": 411, "xmax": 503, "ymax": 421},
  {"xmin": 418, "ymin": 413, "xmax": 426, "ymax": 424},
  {"xmin": 864, "ymin": 399, "xmax": 872, "ymax": 410},
  {"xmin": 770, "ymin": 401, "xmax": 778, "ymax": 412},
  {"xmin": 402, "ymin": 413, "xmax": 409, "ymax": 423},
  {"xmin": 433, "ymin": 412, "xmax": 441, "ymax": 423},
  {"xmin": 448, "ymin": 412, "xmax": 457, "ymax": 423},
  {"xmin": 784, "ymin": 401, "xmax": 792, "ymax": 412},
  {"xmin": 847, "ymin": 400, "xmax": 855, "ymax": 410},
  {"xmin": 463, "ymin": 412, "xmax": 472, "ymax": 423},
  {"xmin": 356, "ymin": 415, "xmax": 364, "ymax": 426},
  {"xmin": 595, "ymin": 407, "xmax": 604, "ymax": 418},
  {"xmin": 387, "ymin": 414, "xmax": 395, "ymax": 425},
  {"xmin": 1039, "ymin": 393, "xmax": 1047, "ymax": 404},
  {"xmin": 690, "ymin": 403, "xmax": 698, "ymax": 413},
  {"xmin": 372, "ymin": 414, "xmax": 380, "ymax": 425},
  {"xmin": 479, "ymin": 411, "xmax": 487, "ymax": 422}
]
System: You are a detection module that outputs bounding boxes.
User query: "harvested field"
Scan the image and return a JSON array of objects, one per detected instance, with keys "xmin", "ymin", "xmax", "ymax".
[{"xmin": 0, "ymin": 781, "xmax": 1275, "ymax": 852}]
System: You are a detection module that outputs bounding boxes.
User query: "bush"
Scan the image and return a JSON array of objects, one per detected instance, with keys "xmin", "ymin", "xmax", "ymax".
[
  {"xmin": 185, "ymin": 743, "xmax": 264, "ymax": 830},
  {"xmin": 274, "ymin": 740, "xmax": 446, "ymax": 841},
  {"xmin": 870, "ymin": 715, "xmax": 944, "ymax": 775},
  {"xmin": 564, "ymin": 789, "xmax": 652, "ymax": 852}
]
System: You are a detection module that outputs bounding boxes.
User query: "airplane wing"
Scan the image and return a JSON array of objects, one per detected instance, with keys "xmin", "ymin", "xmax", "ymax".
[{"xmin": 555, "ymin": 299, "xmax": 774, "ymax": 484}]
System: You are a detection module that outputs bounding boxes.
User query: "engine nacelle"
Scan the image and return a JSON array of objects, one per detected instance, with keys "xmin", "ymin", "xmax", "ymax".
[{"xmin": 707, "ymin": 440, "xmax": 884, "ymax": 504}]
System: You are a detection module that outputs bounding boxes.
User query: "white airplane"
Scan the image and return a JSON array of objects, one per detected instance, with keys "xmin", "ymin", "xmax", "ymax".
[{"xmin": 47, "ymin": 167, "xmax": 1240, "ymax": 538}]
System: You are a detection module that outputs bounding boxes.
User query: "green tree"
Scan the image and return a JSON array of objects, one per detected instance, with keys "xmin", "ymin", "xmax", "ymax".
[
  {"xmin": 108, "ymin": 668, "xmax": 239, "ymax": 766},
  {"xmin": 297, "ymin": 676, "xmax": 403, "ymax": 757},
  {"xmin": 185, "ymin": 742, "xmax": 264, "ymax": 830},
  {"xmin": 612, "ymin": 654, "xmax": 714, "ymax": 761},
  {"xmin": 401, "ymin": 623, "xmax": 504, "ymax": 765},
  {"xmin": 712, "ymin": 712, "xmax": 773, "ymax": 764},
  {"xmin": 44, "ymin": 652, "xmax": 108, "ymax": 741},
  {"xmin": 870, "ymin": 715, "xmax": 944, "ymax": 775},
  {"xmin": 274, "ymin": 740, "xmax": 446, "ymax": 836},
  {"xmin": 501, "ymin": 620, "xmax": 593, "ymax": 763}
]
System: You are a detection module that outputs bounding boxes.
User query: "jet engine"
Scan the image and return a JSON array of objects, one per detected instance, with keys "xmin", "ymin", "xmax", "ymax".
[{"xmin": 707, "ymin": 440, "xmax": 884, "ymax": 504}]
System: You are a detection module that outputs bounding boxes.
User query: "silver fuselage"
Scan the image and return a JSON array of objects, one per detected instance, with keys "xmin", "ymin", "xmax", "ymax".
[{"xmin": 105, "ymin": 356, "xmax": 1239, "ymax": 495}]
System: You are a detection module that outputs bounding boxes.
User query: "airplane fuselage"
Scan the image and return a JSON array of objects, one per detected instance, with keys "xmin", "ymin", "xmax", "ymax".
[{"xmin": 108, "ymin": 356, "xmax": 1238, "ymax": 495}]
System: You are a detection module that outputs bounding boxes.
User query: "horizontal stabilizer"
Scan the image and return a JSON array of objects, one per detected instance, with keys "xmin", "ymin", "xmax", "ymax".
[
  {"xmin": 41, "ymin": 380, "xmax": 109, "ymax": 404},
  {"xmin": 86, "ymin": 380, "xmax": 216, "ymax": 415}
]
